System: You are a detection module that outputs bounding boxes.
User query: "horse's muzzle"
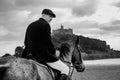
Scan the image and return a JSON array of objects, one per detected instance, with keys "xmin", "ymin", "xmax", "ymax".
[{"xmin": 75, "ymin": 64, "xmax": 85, "ymax": 72}]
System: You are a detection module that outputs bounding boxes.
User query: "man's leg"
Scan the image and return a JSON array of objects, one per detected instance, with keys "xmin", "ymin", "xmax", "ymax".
[{"xmin": 47, "ymin": 60, "xmax": 71, "ymax": 80}]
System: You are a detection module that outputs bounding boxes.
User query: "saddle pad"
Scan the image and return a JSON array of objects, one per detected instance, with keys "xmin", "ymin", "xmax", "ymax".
[{"xmin": 29, "ymin": 59, "xmax": 56, "ymax": 79}]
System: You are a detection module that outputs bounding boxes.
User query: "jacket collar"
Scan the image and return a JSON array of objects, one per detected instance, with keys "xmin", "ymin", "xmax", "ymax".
[{"xmin": 39, "ymin": 18, "xmax": 48, "ymax": 23}]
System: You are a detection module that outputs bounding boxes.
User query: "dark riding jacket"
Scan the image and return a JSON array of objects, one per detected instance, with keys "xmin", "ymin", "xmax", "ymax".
[{"xmin": 22, "ymin": 18, "xmax": 58, "ymax": 63}]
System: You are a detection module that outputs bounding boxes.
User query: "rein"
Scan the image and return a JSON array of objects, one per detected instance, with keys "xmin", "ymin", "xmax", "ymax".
[{"xmin": 60, "ymin": 58, "xmax": 75, "ymax": 78}]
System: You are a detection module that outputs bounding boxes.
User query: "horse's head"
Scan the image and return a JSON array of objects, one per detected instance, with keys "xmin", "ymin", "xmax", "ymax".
[
  {"xmin": 59, "ymin": 36, "xmax": 85, "ymax": 72},
  {"xmin": 14, "ymin": 46, "xmax": 24, "ymax": 57}
]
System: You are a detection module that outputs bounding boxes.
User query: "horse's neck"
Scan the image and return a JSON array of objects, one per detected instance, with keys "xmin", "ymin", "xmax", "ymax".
[{"xmin": 63, "ymin": 55, "xmax": 71, "ymax": 62}]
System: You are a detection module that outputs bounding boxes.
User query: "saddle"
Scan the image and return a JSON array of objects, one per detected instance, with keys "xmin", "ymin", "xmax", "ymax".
[
  {"xmin": 22, "ymin": 53, "xmax": 61, "ymax": 80},
  {"xmin": 30, "ymin": 59, "xmax": 61, "ymax": 80}
]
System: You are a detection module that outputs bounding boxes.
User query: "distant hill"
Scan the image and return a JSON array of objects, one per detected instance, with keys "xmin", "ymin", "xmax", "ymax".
[
  {"xmin": 52, "ymin": 26, "xmax": 120, "ymax": 60},
  {"xmin": 78, "ymin": 35, "xmax": 110, "ymax": 52}
]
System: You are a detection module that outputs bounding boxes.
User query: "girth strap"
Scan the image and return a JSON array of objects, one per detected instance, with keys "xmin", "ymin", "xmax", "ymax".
[{"xmin": 29, "ymin": 60, "xmax": 55, "ymax": 80}]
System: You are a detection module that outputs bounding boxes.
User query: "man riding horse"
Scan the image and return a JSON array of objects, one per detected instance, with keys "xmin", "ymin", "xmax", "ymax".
[{"xmin": 21, "ymin": 9, "xmax": 71, "ymax": 80}]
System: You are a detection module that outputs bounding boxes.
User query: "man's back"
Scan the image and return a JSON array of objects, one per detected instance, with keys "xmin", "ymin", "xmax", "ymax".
[
  {"xmin": 22, "ymin": 18, "xmax": 58, "ymax": 63},
  {"xmin": 24, "ymin": 18, "xmax": 50, "ymax": 47}
]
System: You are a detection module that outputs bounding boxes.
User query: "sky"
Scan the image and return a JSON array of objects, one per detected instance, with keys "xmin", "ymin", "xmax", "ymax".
[{"xmin": 0, "ymin": 0, "xmax": 120, "ymax": 56}]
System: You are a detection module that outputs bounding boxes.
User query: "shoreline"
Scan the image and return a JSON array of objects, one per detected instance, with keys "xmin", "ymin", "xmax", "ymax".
[{"xmin": 83, "ymin": 58, "xmax": 120, "ymax": 65}]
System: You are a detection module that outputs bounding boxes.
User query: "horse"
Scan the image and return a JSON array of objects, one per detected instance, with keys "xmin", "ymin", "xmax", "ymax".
[
  {"xmin": 14, "ymin": 46, "xmax": 24, "ymax": 57},
  {"xmin": 0, "ymin": 36, "xmax": 85, "ymax": 80}
]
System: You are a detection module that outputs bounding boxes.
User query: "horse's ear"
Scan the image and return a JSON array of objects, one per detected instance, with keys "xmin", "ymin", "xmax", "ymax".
[{"xmin": 75, "ymin": 36, "xmax": 79, "ymax": 45}]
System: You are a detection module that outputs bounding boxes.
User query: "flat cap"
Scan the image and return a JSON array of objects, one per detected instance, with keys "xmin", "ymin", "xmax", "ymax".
[{"xmin": 42, "ymin": 9, "xmax": 56, "ymax": 18}]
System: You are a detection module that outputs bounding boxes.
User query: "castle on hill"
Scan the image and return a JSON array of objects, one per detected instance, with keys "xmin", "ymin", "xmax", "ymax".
[{"xmin": 52, "ymin": 25, "xmax": 73, "ymax": 35}]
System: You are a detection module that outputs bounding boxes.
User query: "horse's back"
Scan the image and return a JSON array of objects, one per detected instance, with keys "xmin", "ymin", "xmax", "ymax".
[
  {"xmin": 0, "ymin": 56, "xmax": 38, "ymax": 80},
  {"xmin": 0, "ymin": 56, "xmax": 55, "ymax": 80},
  {"xmin": 30, "ymin": 60, "xmax": 55, "ymax": 80}
]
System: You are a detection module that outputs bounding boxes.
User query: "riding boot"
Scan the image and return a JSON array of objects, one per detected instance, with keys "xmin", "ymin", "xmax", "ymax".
[{"xmin": 59, "ymin": 74, "xmax": 72, "ymax": 80}]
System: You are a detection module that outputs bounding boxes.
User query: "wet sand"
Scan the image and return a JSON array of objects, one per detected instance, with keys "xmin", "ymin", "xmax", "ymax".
[{"xmin": 72, "ymin": 59, "xmax": 120, "ymax": 80}]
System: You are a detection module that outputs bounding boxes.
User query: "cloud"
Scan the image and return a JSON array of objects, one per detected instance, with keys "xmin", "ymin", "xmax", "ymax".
[
  {"xmin": 112, "ymin": 0, "xmax": 120, "ymax": 7},
  {"xmin": 0, "ymin": 10, "xmax": 31, "ymax": 41},
  {"xmin": 87, "ymin": 5, "xmax": 120, "ymax": 24},
  {"xmin": 61, "ymin": 20, "xmax": 103, "ymax": 36},
  {"xmin": 0, "ymin": 0, "xmax": 15, "ymax": 12},
  {"xmin": 61, "ymin": 18, "xmax": 120, "ymax": 39},
  {"xmin": 0, "ymin": 26, "xmax": 9, "ymax": 36},
  {"xmin": 98, "ymin": 20, "xmax": 120, "ymax": 35},
  {"xmin": 71, "ymin": 0, "xmax": 98, "ymax": 17},
  {"xmin": 100, "ymin": 24, "xmax": 120, "ymax": 33},
  {"xmin": 111, "ymin": 20, "xmax": 120, "ymax": 25},
  {"xmin": 0, "ymin": 0, "xmax": 72, "ymax": 14},
  {"xmin": 0, "ymin": 25, "xmax": 25, "ymax": 41},
  {"xmin": 15, "ymin": 0, "xmax": 74, "ymax": 9}
]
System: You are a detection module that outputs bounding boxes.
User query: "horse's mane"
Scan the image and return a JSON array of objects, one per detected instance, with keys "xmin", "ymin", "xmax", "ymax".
[
  {"xmin": 59, "ymin": 36, "xmax": 79, "ymax": 59},
  {"xmin": 59, "ymin": 43, "xmax": 70, "ymax": 59}
]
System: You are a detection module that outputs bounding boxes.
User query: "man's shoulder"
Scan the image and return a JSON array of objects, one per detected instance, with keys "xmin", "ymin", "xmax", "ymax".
[
  {"xmin": 28, "ymin": 18, "xmax": 49, "ymax": 29},
  {"xmin": 31, "ymin": 18, "xmax": 48, "ymax": 25},
  {"xmin": 39, "ymin": 18, "xmax": 49, "ymax": 25},
  {"xmin": 30, "ymin": 19, "xmax": 40, "ymax": 25}
]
